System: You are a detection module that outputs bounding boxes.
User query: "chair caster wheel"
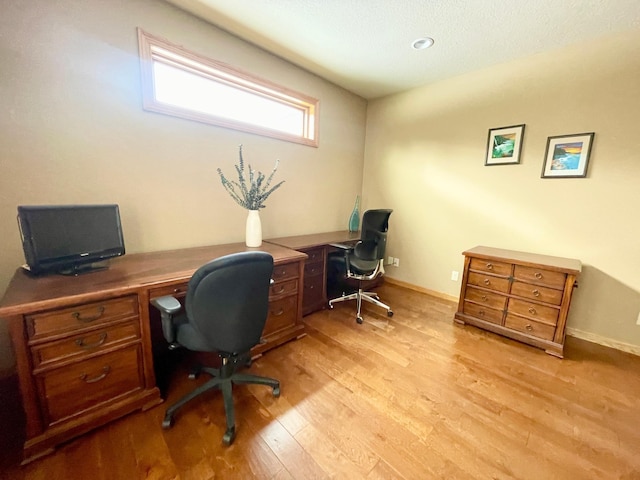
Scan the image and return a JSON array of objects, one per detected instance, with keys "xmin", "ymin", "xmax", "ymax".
[
  {"xmin": 162, "ymin": 415, "xmax": 174, "ymax": 429},
  {"xmin": 188, "ymin": 365, "xmax": 201, "ymax": 380},
  {"xmin": 222, "ymin": 427, "xmax": 236, "ymax": 446},
  {"xmin": 273, "ymin": 386, "xmax": 280, "ymax": 398},
  {"xmin": 329, "ymin": 304, "xmax": 334, "ymax": 309},
  {"xmin": 387, "ymin": 310, "xmax": 394, "ymax": 317},
  {"xmin": 356, "ymin": 316, "xmax": 363, "ymax": 324}
]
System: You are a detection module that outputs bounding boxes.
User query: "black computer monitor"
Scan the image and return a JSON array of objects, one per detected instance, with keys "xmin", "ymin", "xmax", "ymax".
[{"xmin": 17, "ymin": 204, "xmax": 126, "ymax": 275}]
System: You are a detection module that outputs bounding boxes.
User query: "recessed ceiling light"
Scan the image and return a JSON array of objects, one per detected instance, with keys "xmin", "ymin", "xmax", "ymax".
[{"xmin": 412, "ymin": 37, "xmax": 434, "ymax": 50}]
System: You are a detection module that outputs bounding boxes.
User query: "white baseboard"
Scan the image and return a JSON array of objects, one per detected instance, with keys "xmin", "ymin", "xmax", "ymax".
[{"xmin": 566, "ymin": 328, "xmax": 640, "ymax": 356}]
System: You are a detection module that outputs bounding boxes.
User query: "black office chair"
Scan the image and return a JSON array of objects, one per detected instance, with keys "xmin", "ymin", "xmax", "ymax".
[
  {"xmin": 328, "ymin": 209, "xmax": 393, "ymax": 324},
  {"xmin": 150, "ymin": 251, "xmax": 280, "ymax": 446}
]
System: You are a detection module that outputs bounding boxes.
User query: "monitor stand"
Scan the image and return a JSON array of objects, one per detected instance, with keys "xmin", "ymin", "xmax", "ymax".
[{"xmin": 58, "ymin": 261, "xmax": 109, "ymax": 276}]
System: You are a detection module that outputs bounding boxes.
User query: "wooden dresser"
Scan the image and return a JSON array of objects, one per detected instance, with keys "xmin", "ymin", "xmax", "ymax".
[
  {"xmin": 454, "ymin": 246, "xmax": 581, "ymax": 357},
  {"xmin": 0, "ymin": 242, "xmax": 306, "ymax": 464}
]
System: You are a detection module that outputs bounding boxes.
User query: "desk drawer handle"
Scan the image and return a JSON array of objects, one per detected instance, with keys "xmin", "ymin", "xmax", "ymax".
[
  {"xmin": 528, "ymin": 307, "xmax": 537, "ymax": 315},
  {"xmin": 486, "ymin": 263, "xmax": 493, "ymax": 270},
  {"xmin": 525, "ymin": 324, "xmax": 533, "ymax": 331},
  {"xmin": 278, "ymin": 270, "xmax": 288, "ymax": 277},
  {"xmin": 481, "ymin": 295, "xmax": 488, "ymax": 302},
  {"xmin": 534, "ymin": 272, "xmax": 543, "ymax": 279},
  {"xmin": 75, "ymin": 332, "xmax": 107, "ymax": 349},
  {"xmin": 532, "ymin": 289, "xmax": 540, "ymax": 297},
  {"xmin": 273, "ymin": 285, "xmax": 285, "ymax": 294},
  {"xmin": 478, "ymin": 310, "xmax": 485, "ymax": 316},
  {"xmin": 272, "ymin": 308, "xmax": 285, "ymax": 316},
  {"xmin": 483, "ymin": 279, "xmax": 491, "ymax": 286},
  {"xmin": 80, "ymin": 365, "xmax": 111, "ymax": 384},
  {"xmin": 73, "ymin": 306, "xmax": 106, "ymax": 323}
]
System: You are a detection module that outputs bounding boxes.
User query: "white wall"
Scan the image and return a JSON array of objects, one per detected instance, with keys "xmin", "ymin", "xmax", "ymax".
[
  {"xmin": 0, "ymin": 0, "xmax": 367, "ymax": 371},
  {"xmin": 363, "ymin": 28, "xmax": 640, "ymax": 352}
]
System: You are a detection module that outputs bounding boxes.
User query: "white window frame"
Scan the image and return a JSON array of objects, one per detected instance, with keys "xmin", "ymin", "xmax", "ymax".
[{"xmin": 137, "ymin": 29, "xmax": 319, "ymax": 147}]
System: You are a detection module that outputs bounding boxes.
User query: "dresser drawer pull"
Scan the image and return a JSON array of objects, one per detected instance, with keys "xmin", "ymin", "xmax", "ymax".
[
  {"xmin": 483, "ymin": 279, "xmax": 491, "ymax": 286},
  {"xmin": 272, "ymin": 308, "xmax": 285, "ymax": 316},
  {"xmin": 80, "ymin": 365, "xmax": 111, "ymax": 384},
  {"xmin": 534, "ymin": 272, "xmax": 543, "ymax": 279},
  {"xmin": 532, "ymin": 289, "xmax": 540, "ymax": 297},
  {"xmin": 525, "ymin": 324, "xmax": 533, "ymax": 331},
  {"xmin": 478, "ymin": 310, "xmax": 485, "ymax": 316},
  {"xmin": 486, "ymin": 263, "xmax": 493, "ymax": 270},
  {"xmin": 73, "ymin": 306, "xmax": 106, "ymax": 323},
  {"xmin": 481, "ymin": 295, "xmax": 488, "ymax": 302},
  {"xmin": 528, "ymin": 307, "xmax": 537, "ymax": 315},
  {"xmin": 75, "ymin": 333, "xmax": 108, "ymax": 349}
]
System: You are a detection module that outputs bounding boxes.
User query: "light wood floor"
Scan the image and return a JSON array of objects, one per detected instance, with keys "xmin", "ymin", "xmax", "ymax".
[{"xmin": 2, "ymin": 283, "xmax": 640, "ymax": 479}]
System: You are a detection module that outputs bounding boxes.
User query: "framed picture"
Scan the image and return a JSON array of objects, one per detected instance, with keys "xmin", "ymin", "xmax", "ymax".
[
  {"xmin": 485, "ymin": 124, "xmax": 525, "ymax": 165},
  {"xmin": 541, "ymin": 132, "xmax": 595, "ymax": 178}
]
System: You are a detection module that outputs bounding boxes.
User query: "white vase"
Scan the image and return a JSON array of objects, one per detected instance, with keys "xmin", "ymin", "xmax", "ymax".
[{"xmin": 245, "ymin": 209, "xmax": 262, "ymax": 247}]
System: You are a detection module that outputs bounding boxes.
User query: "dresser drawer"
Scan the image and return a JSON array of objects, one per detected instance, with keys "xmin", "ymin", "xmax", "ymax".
[
  {"xmin": 511, "ymin": 281, "xmax": 563, "ymax": 305},
  {"xmin": 507, "ymin": 298, "xmax": 559, "ymax": 325},
  {"xmin": 469, "ymin": 258, "xmax": 512, "ymax": 276},
  {"xmin": 272, "ymin": 262, "xmax": 299, "ymax": 282},
  {"xmin": 27, "ymin": 296, "xmax": 139, "ymax": 341},
  {"xmin": 263, "ymin": 295, "xmax": 297, "ymax": 336},
  {"xmin": 467, "ymin": 272, "xmax": 510, "ymax": 293},
  {"xmin": 149, "ymin": 282, "xmax": 188, "ymax": 300},
  {"xmin": 504, "ymin": 314, "xmax": 556, "ymax": 341},
  {"xmin": 39, "ymin": 345, "xmax": 144, "ymax": 425},
  {"xmin": 513, "ymin": 265, "xmax": 566, "ymax": 289},
  {"xmin": 269, "ymin": 279, "xmax": 298, "ymax": 299},
  {"xmin": 463, "ymin": 301, "xmax": 504, "ymax": 325},
  {"xmin": 31, "ymin": 322, "xmax": 141, "ymax": 371},
  {"xmin": 464, "ymin": 286, "xmax": 507, "ymax": 310}
]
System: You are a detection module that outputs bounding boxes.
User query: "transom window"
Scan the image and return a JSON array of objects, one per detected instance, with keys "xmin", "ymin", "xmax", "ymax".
[{"xmin": 137, "ymin": 29, "xmax": 319, "ymax": 147}]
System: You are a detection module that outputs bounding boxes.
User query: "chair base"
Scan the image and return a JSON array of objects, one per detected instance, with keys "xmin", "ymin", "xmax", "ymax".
[
  {"xmin": 162, "ymin": 362, "xmax": 280, "ymax": 446},
  {"xmin": 328, "ymin": 288, "xmax": 393, "ymax": 324}
]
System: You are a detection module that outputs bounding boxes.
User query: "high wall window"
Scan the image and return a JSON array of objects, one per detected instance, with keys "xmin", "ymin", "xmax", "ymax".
[{"xmin": 137, "ymin": 29, "xmax": 319, "ymax": 147}]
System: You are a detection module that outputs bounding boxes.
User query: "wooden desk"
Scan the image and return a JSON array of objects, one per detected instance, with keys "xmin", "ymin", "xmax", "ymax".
[
  {"xmin": 0, "ymin": 242, "xmax": 307, "ymax": 464},
  {"xmin": 266, "ymin": 230, "xmax": 361, "ymax": 315}
]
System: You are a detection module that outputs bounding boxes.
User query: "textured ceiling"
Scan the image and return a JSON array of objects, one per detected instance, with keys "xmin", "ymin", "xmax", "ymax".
[{"xmin": 166, "ymin": 0, "xmax": 640, "ymax": 99}]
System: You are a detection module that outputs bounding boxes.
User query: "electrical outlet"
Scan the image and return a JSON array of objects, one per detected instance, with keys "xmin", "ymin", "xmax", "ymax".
[
  {"xmin": 451, "ymin": 270, "xmax": 459, "ymax": 281},
  {"xmin": 393, "ymin": 257, "xmax": 400, "ymax": 267},
  {"xmin": 387, "ymin": 256, "xmax": 394, "ymax": 265}
]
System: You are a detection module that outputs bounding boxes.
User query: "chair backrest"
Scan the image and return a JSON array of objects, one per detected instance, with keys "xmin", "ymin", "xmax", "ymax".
[
  {"xmin": 185, "ymin": 251, "xmax": 274, "ymax": 354},
  {"xmin": 357, "ymin": 209, "xmax": 393, "ymax": 261}
]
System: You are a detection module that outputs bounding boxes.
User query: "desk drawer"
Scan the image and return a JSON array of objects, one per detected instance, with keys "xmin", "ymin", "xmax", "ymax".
[
  {"xmin": 304, "ymin": 260, "xmax": 323, "ymax": 278},
  {"xmin": 27, "ymin": 296, "xmax": 139, "ymax": 341},
  {"xmin": 31, "ymin": 321, "xmax": 141, "ymax": 371},
  {"xmin": 39, "ymin": 345, "xmax": 144, "ymax": 425},
  {"xmin": 272, "ymin": 262, "xmax": 299, "ymax": 282},
  {"xmin": 149, "ymin": 283, "xmax": 188, "ymax": 300},
  {"xmin": 269, "ymin": 279, "xmax": 298, "ymax": 299},
  {"xmin": 303, "ymin": 247, "xmax": 325, "ymax": 264},
  {"xmin": 264, "ymin": 295, "xmax": 297, "ymax": 336}
]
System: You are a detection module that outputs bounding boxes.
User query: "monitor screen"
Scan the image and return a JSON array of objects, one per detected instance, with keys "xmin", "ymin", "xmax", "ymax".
[{"xmin": 17, "ymin": 204, "xmax": 125, "ymax": 275}]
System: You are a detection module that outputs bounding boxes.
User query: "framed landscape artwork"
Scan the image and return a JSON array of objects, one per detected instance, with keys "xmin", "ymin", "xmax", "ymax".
[
  {"xmin": 541, "ymin": 132, "xmax": 595, "ymax": 178},
  {"xmin": 485, "ymin": 124, "xmax": 525, "ymax": 166}
]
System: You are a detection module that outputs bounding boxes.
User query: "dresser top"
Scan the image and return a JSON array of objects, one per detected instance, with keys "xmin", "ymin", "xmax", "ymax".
[{"xmin": 463, "ymin": 246, "xmax": 582, "ymax": 274}]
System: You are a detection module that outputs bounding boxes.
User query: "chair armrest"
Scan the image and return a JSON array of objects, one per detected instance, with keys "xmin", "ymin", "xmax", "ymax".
[{"xmin": 150, "ymin": 295, "xmax": 182, "ymax": 314}]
